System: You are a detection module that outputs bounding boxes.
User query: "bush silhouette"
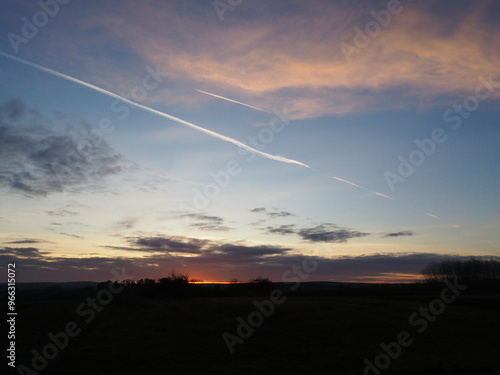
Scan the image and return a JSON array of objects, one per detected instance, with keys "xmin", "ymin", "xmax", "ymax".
[
  {"xmin": 249, "ymin": 276, "xmax": 272, "ymax": 284},
  {"xmin": 153, "ymin": 271, "xmax": 192, "ymax": 296},
  {"xmin": 248, "ymin": 276, "xmax": 273, "ymax": 291},
  {"xmin": 159, "ymin": 271, "xmax": 190, "ymax": 285}
]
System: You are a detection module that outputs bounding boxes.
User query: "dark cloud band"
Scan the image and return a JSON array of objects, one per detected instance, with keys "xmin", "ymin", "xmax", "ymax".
[{"xmin": 0, "ymin": 98, "xmax": 127, "ymax": 196}]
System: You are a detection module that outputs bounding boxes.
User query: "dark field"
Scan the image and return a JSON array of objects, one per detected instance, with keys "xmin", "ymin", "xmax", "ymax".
[{"xmin": 5, "ymin": 283, "xmax": 500, "ymax": 375}]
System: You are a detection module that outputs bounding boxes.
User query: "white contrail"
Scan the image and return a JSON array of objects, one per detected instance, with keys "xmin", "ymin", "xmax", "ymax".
[
  {"xmin": 331, "ymin": 176, "xmax": 396, "ymax": 201},
  {"xmin": 196, "ymin": 89, "xmax": 273, "ymax": 114},
  {"xmin": 372, "ymin": 191, "xmax": 396, "ymax": 201},
  {"xmin": 332, "ymin": 176, "xmax": 364, "ymax": 189},
  {"xmin": 0, "ymin": 51, "xmax": 312, "ymax": 170}
]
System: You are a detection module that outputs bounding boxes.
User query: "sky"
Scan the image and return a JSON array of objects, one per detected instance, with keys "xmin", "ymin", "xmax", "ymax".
[{"xmin": 0, "ymin": 0, "xmax": 499, "ymax": 283}]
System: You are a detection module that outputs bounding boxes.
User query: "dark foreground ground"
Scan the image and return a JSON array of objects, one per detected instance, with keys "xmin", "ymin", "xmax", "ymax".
[{"xmin": 4, "ymin": 282, "xmax": 500, "ymax": 375}]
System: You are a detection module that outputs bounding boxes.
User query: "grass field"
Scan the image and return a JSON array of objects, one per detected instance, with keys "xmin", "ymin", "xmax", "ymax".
[{"xmin": 6, "ymin": 285, "xmax": 500, "ymax": 375}]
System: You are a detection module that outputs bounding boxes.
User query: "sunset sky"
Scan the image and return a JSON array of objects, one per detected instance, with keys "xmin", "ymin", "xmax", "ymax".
[{"xmin": 1, "ymin": 0, "xmax": 499, "ymax": 283}]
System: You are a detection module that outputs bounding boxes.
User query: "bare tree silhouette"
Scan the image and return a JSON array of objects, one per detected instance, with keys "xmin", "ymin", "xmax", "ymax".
[{"xmin": 422, "ymin": 258, "xmax": 500, "ymax": 284}]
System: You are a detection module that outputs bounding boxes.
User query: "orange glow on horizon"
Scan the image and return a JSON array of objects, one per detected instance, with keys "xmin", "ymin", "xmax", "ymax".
[
  {"xmin": 189, "ymin": 280, "xmax": 245, "ymax": 284},
  {"xmin": 347, "ymin": 273, "xmax": 424, "ymax": 284}
]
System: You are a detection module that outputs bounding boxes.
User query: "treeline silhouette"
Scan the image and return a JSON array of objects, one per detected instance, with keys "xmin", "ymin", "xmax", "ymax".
[
  {"xmin": 422, "ymin": 258, "xmax": 500, "ymax": 285},
  {"xmin": 98, "ymin": 272, "xmax": 275, "ymax": 298},
  {"xmin": 93, "ymin": 259, "xmax": 500, "ymax": 300}
]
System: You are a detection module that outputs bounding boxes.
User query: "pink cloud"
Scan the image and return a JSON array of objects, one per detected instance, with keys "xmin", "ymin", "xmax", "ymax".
[{"xmin": 31, "ymin": 1, "xmax": 500, "ymax": 119}]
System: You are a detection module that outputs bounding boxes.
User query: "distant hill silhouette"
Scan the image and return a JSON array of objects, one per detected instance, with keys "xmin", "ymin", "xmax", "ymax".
[{"xmin": 0, "ymin": 281, "xmax": 98, "ymax": 291}]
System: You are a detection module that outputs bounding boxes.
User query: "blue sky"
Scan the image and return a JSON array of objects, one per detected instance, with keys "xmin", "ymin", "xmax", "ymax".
[{"xmin": 1, "ymin": 0, "xmax": 499, "ymax": 282}]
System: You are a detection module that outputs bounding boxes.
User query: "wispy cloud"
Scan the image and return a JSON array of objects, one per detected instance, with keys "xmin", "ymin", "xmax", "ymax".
[
  {"xmin": 108, "ymin": 235, "xmax": 290, "ymax": 260},
  {"xmin": 114, "ymin": 218, "xmax": 138, "ymax": 230},
  {"xmin": 254, "ymin": 209, "xmax": 373, "ymax": 244},
  {"xmin": 298, "ymin": 224, "xmax": 370, "ymax": 243},
  {"xmin": 91, "ymin": 1, "xmax": 500, "ymax": 119},
  {"xmin": 250, "ymin": 207, "xmax": 295, "ymax": 218},
  {"xmin": 46, "ymin": 209, "xmax": 80, "ymax": 217},
  {"xmin": 264, "ymin": 224, "xmax": 296, "ymax": 235},
  {"xmin": 383, "ymin": 231, "xmax": 414, "ymax": 238},
  {"xmin": 3, "ymin": 239, "xmax": 44, "ymax": 245},
  {"xmin": 269, "ymin": 211, "xmax": 294, "ymax": 218},
  {"xmin": 60, "ymin": 232, "xmax": 83, "ymax": 239},
  {"xmin": 181, "ymin": 213, "xmax": 232, "ymax": 232},
  {"xmin": 128, "ymin": 236, "xmax": 208, "ymax": 254},
  {"xmin": 262, "ymin": 221, "xmax": 371, "ymax": 243},
  {"xmin": 1, "ymin": 247, "xmax": 46, "ymax": 258}
]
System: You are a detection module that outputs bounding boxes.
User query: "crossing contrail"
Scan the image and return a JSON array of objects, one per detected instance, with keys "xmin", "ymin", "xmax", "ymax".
[
  {"xmin": 0, "ymin": 50, "xmax": 312, "ymax": 170},
  {"xmin": 332, "ymin": 176, "xmax": 364, "ymax": 189},
  {"xmin": 196, "ymin": 89, "xmax": 273, "ymax": 114},
  {"xmin": 372, "ymin": 191, "xmax": 396, "ymax": 201},
  {"xmin": 332, "ymin": 176, "xmax": 396, "ymax": 201},
  {"xmin": 332, "ymin": 173, "xmax": 450, "ymax": 223}
]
